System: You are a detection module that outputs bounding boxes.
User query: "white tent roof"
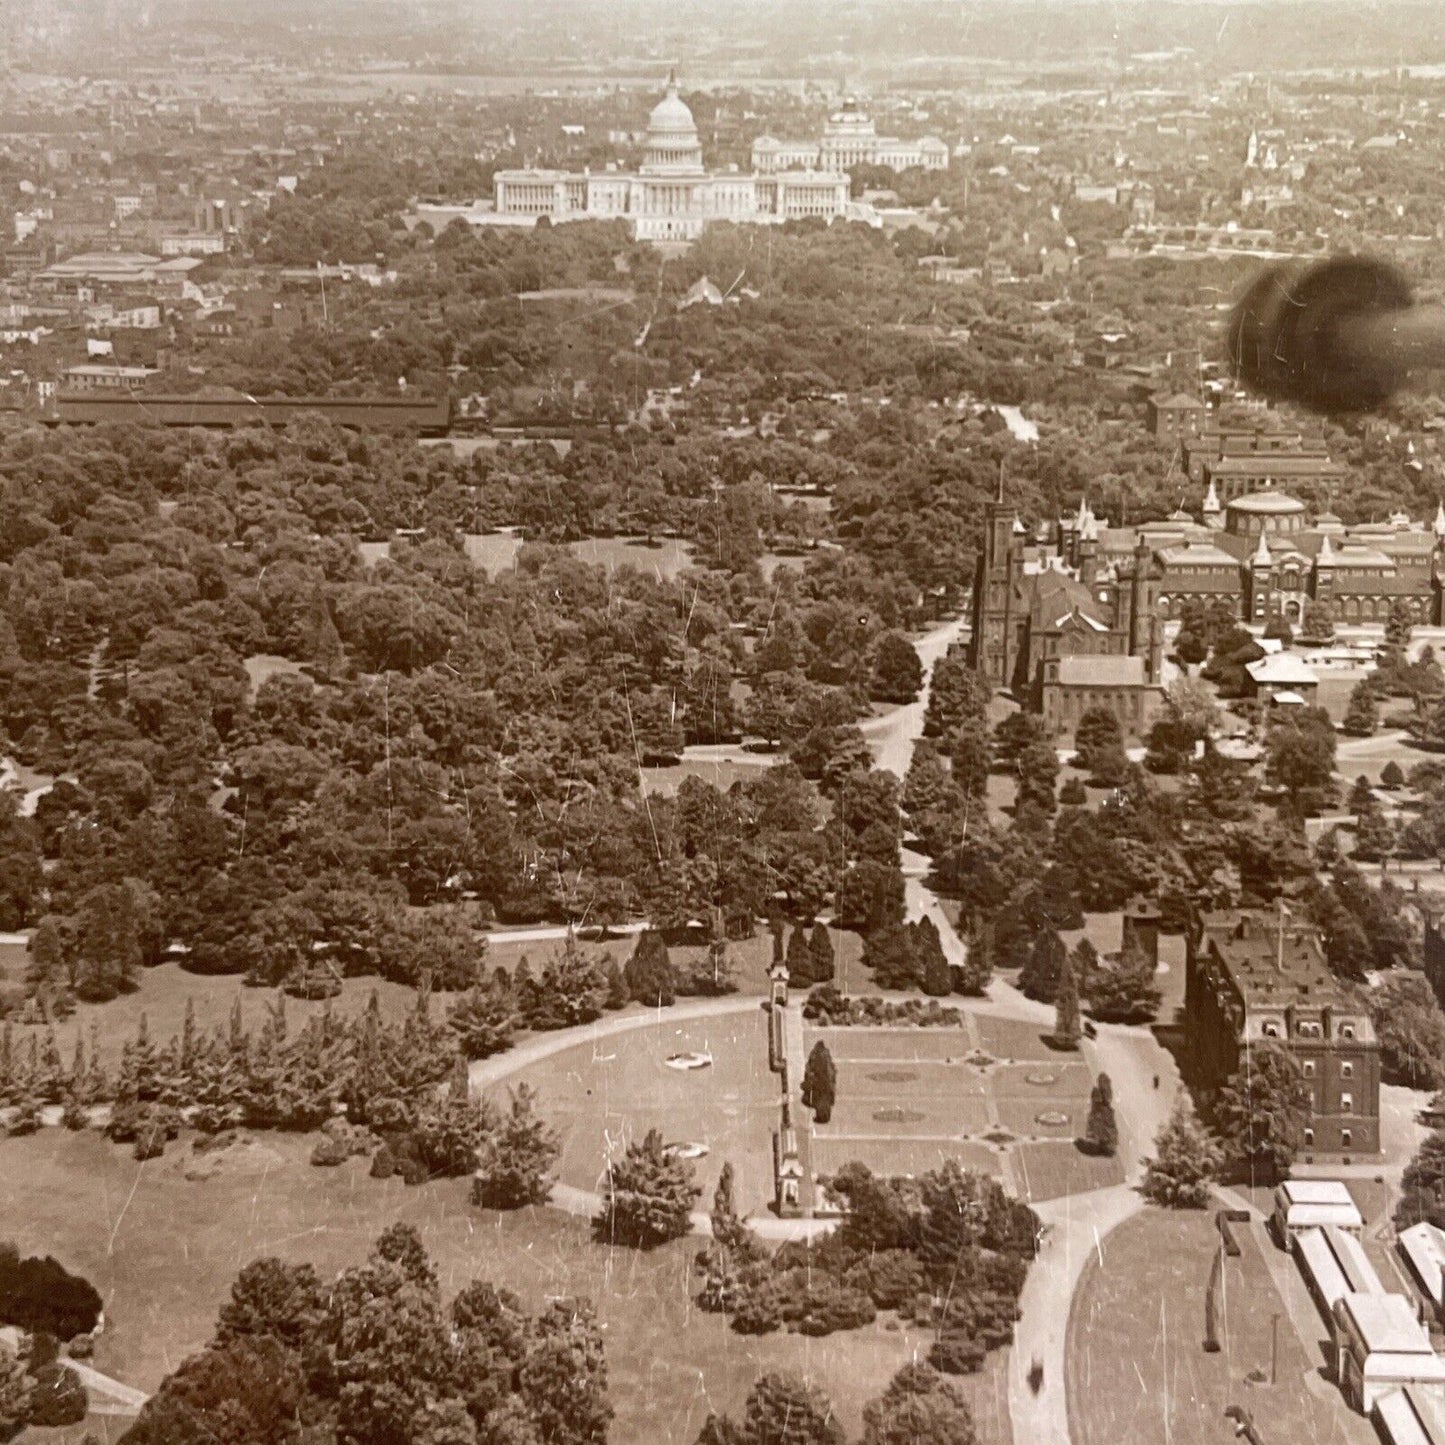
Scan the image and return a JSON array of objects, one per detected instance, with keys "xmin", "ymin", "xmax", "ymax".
[{"xmin": 1400, "ymin": 1223, "xmax": 1445, "ymax": 1308}]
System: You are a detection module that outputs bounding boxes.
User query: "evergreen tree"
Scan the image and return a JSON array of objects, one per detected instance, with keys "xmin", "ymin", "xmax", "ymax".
[
  {"xmin": 801, "ymin": 1041, "xmax": 837, "ymax": 1124},
  {"xmin": 861, "ymin": 1363, "xmax": 979, "ymax": 1445},
  {"xmin": 1353, "ymin": 802, "xmax": 1396, "ymax": 862},
  {"xmin": 1142, "ymin": 1101, "xmax": 1223, "ymax": 1208},
  {"xmin": 743, "ymin": 1372, "xmax": 845, "ymax": 1445},
  {"xmin": 1299, "ymin": 599, "xmax": 1336, "ymax": 646},
  {"xmin": 709, "ymin": 1160, "xmax": 755, "ymax": 1256},
  {"xmin": 915, "ymin": 917, "xmax": 953, "ymax": 997},
  {"xmin": 625, "ymin": 928, "xmax": 676, "ymax": 1008},
  {"xmin": 785, "ymin": 924, "xmax": 813, "ymax": 987},
  {"xmin": 955, "ymin": 921, "xmax": 994, "ymax": 996},
  {"xmin": 862, "ymin": 919, "xmax": 917, "ymax": 990},
  {"xmin": 703, "ymin": 909, "xmax": 734, "ymax": 996},
  {"xmin": 604, "ymin": 957, "xmax": 629, "ymax": 1010},
  {"xmin": 1083, "ymin": 1073, "xmax": 1118, "ymax": 1156},
  {"xmin": 1052, "ymin": 947, "xmax": 1081, "ymax": 1049},
  {"xmin": 1341, "ymin": 680, "xmax": 1379, "ymax": 737},
  {"xmin": 1018, "ymin": 928, "xmax": 1066, "ymax": 1004},
  {"xmin": 1213, "ymin": 1041, "xmax": 1311, "ymax": 1184},
  {"xmin": 807, "ymin": 923, "xmax": 835, "ymax": 985},
  {"xmin": 473, "ymin": 1084, "xmax": 561, "ymax": 1209},
  {"xmin": 1070, "ymin": 938, "xmax": 1098, "ymax": 1000},
  {"xmin": 1084, "ymin": 942, "xmax": 1162, "ymax": 1024},
  {"xmin": 449, "ymin": 976, "xmax": 516, "ymax": 1060},
  {"xmin": 594, "ymin": 1127, "xmax": 701, "ymax": 1248}
]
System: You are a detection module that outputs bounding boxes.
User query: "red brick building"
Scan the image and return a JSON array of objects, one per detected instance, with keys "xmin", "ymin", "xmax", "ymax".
[{"xmin": 1185, "ymin": 909, "xmax": 1380, "ymax": 1158}]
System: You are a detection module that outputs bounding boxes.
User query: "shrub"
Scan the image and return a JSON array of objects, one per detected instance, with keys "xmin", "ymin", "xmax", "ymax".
[
  {"xmin": 796, "ymin": 1282, "xmax": 876, "ymax": 1336},
  {"xmin": 310, "ymin": 1137, "xmax": 349, "ymax": 1167},
  {"xmin": 7, "ymin": 1101, "xmax": 40, "ymax": 1138},
  {"xmin": 0, "ymin": 1245, "xmax": 103, "ymax": 1339},
  {"xmin": 729, "ymin": 1283, "xmax": 784, "ymax": 1336},
  {"xmin": 843, "ymin": 1250, "xmax": 927, "ymax": 1311},
  {"xmin": 24, "ymin": 1363, "xmax": 87, "ymax": 1427},
  {"xmin": 1059, "ymin": 778, "xmax": 1086, "ymax": 806},
  {"xmin": 369, "ymin": 1144, "xmax": 397, "ymax": 1179},
  {"xmin": 399, "ymin": 1155, "xmax": 430, "ymax": 1186},
  {"xmin": 928, "ymin": 1330, "xmax": 986, "ymax": 1375}
]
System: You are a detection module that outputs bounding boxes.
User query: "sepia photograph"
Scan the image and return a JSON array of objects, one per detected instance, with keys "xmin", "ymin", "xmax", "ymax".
[{"xmin": 6, "ymin": 1, "xmax": 1445, "ymax": 1441}]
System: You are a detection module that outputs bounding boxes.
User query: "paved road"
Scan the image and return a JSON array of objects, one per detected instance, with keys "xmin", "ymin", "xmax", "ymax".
[
  {"xmin": 863, "ymin": 613, "xmax": 971, "ymax": 778},
  {"xmin": 481, "ymin": 922, "xmax": 647, "ymax": 946},
  {"xmin": 1010, "ymin": 1183, "xmax": 1142, "ymax": 1445},
  {"xmin": 1006, "ymin": 1026, "xmax": 1180, "ymax": 1445},
  {"xmin": 65, "ymin": 1359, "xmax": 149, "ymax": 1413},
  {"xmin": 468, "ymin": 994, "xmax": 762, "ymax": 1092}
]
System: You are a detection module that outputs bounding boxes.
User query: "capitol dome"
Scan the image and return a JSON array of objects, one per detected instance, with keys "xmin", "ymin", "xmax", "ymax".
[{"xmin": 641, "ymin": 73, "xmax": 704, "ymax": 175}]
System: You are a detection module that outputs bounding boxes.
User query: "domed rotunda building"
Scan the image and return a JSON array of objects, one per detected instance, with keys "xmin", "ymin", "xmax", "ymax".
[{"xmin": 493, "ymin": 74, "xmax": 850, "ymax": 243}]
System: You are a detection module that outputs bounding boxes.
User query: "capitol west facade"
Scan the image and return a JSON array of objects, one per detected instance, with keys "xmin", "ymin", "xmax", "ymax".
[{"xmin": 492, "ymin": 78, "xmax": 941, "ymax": 243}]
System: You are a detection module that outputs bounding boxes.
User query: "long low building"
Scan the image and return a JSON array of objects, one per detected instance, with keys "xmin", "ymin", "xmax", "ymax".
[
  {"xmin": 1295, "ymin": 1224, "xmax": 1384, "ymax": 1323},
  {"xmin": 1334, "ymin": 1292, "xmax": 1445, "ymax": 1414},
  {"xmin": 1401, "ymin": 1222, "xmax": 1445, "ymax": 1320},
  {"xmin": 45, "ymin": 392, "xmax": 451, "ymax": 435},
  {"xmin": 1376, "ymin": 1385, "xmax": 1445, "ymax": 1444}
]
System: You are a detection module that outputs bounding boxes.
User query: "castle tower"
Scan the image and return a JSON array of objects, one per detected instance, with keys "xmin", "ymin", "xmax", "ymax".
[
  {"xmin": 969, "ymin": 475, "xmax": 1017, "ymax": 688},
  {"xmin": 1079, "ymin": 515, "xmax": 1100, "ymax": 589}
]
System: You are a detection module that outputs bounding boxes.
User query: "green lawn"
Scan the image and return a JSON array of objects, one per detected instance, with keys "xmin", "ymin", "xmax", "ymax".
[
  {"xmin": 1013, "ymin": 1142, "xmax": 1123, "ymax": 1203},
  {"xmin": 490, "ymin": 1009, "xmax": 780, "ymax": 1215},
  {"xmin": 1066, "ymin": 1206, "xmax": 1372, "ymax": 1445},
  {"xmin": 0, "ymin": 1128, "xmax": 1011, "ymax": 1445}
]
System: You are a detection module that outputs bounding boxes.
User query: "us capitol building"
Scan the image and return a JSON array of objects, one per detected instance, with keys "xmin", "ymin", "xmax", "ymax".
[{"xmin": 493, "ymin": 77, "xmax": 895, "ymax": 243}]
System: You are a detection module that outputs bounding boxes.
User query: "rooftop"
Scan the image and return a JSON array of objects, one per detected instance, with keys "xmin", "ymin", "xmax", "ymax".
[
  {"xmin": 1336, "ymin": 1291, "xmax": 1433, "ymax": 1355},
  {"xmin": 1373, "ymin": 1387, "xmax": 1445, "ymax": 1445},
  {"xmin": 1055, "ymin": 654, "xmax": 1150, "ymax": 687},
  {"xmin": 1199, "ymin": 910, "xmax": 1373, "ymax": 1016},
  {"xmin": 1400, "ymin": 1222, "xmax": 1445, "ymax": 1307},
  {"xmin": 1226, "ymin": 490, "xmax": 1309, "ymax": 514},
  {"xmin": 1245, "ymin": 654, "xmax": 1320, "ymax": 686},
  {"xmin": 1281, "ymin": 1179, "xmax": 1357, "ymax": 1207}
]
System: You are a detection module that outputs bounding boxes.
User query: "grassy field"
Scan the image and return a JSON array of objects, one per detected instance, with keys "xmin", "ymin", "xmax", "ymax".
[
  {"xmin": 640, "ymin": 756, "xmax": 776, "ymax": 796},
  {"xmin": 490, "ymin": 1009, "xmax": 780, "ymax": 1215},
  {"xmin": 810, "ymin": 1135, "xmax": 1004, "ymax": 1182},
  {"xmin": 0, "ymin": 1128, "xmax": 1012, "ymax": 1445},
  {"xmin": 1066, "ymin": 1206, "xmax": 1374, "ymax": 1445},
  {"xmin": 802, "ymin": 1023, "xmax": 1116, "ymax": 1201}
]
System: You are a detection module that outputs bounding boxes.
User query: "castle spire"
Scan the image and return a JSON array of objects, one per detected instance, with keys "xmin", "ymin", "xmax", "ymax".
[{"xmin": 1434, "ymin": 499, "xmax": 1445, "ymax": 538}]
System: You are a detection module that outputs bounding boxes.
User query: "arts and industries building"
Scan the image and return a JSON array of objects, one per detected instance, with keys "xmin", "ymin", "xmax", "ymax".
[
  {"xmin": 491, "ymin": 76, "xmax": 850, "ymax": 242},
  {"xmin": 969, "ymin": 477, "xmax": 1445, "ymax": 736}
]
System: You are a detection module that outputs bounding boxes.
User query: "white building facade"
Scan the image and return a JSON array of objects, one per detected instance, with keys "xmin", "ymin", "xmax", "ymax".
[
  {"xmin": 752, "ymin": 99, "xmax": 950, "ymax": 175},
  {"xmin": 493, "ymin": 76, "xmax": 850, "ymax": 244}
]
